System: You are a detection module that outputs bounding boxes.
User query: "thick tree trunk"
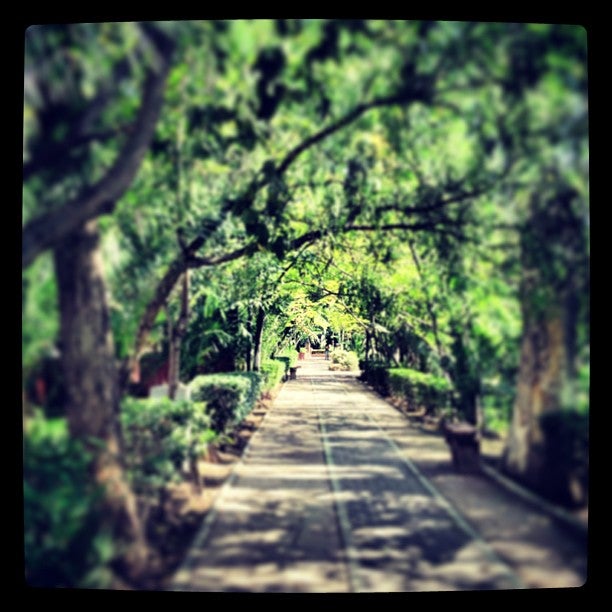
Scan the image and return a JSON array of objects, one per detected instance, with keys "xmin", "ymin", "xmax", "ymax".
[
  {"xmin": 449, "ymin": 324, "xmax": 481, "ymax": 425},
  {"xmin": 365, "ymin": 330, "xmax": 372, "ymax": 361},
  {"xmin": 252, "ymin": 307, "xmax": 266, "ymax": 372},
  {"xmin": 502, "ymin": 185, "xmax": 587, "ymax": 501},
  {"xmin": 503, "ymin": 313, "xmax": 568, "ymax": 487},
  {"xmin": 54, "ymin": 220, "xmax": 148, "ymax": 580}
]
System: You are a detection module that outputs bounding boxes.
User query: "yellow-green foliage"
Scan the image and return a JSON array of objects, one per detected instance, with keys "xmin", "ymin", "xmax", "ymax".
[
  {"xmin": 329, "ymin": 348, "xmax": 360, "ymax": 371},
  {"xmin": 388, "ymin": 368, "xmax": 452, "ymax": 413},
  {"xmin": 261, "ymin": 358, "xmax": 286, "ymax": 390}
]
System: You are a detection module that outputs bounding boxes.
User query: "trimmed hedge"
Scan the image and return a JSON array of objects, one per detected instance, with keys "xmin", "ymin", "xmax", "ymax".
[
  {"xmin": 276, "ymin": 348, "xmax": 298, "ymax": 370},
  {"xmin": 388, "ymin": 368, "xmax": 452, "ymax": 414},
  {"xmin": 273, "ymin": 356, "xmax": 291, "ymax": 378},
  {"xmin": 329, "ymin": 348, "xmax": 360, "ymax": 371},
  {"xmin": 261, "ymin": 358, "xmax": 286, "ymax": 391},
  {"xmin": 360, "ymin": 360, "xmax": 391, "ymax": 396},
  {"xmin": 190, "ymin": 372, "xmax": 262, "ymax": 434},
  {"xmin": 23, "ymin": 412, "xmax": 114, "ymax": 588},
  {"xmin": 121, "ymin": 397, "xmax": 214, "ymax": 505}
]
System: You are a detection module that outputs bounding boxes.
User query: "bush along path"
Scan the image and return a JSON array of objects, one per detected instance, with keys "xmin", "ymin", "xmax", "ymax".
[
  {"xmin": 170, "ymin": 359, "xmax": 587, "ymax": 593},
  {"xmin": 23, "ymin": 366, "xmax": 282, "ymax": 590},
  {"xmin": 127, "ymin": 366, "xmax": 286, "ymax": 589}
]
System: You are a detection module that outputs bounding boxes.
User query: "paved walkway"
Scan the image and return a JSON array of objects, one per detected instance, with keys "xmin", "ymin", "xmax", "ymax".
[{"xmin": 170, "ymin": 359, "xmax": 588, "ymax": 592}]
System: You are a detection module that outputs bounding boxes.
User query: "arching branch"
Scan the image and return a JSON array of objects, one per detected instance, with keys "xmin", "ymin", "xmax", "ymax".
[{"xmin": 22, "ymin": 24, "xmax": 175, "ymax": 268}]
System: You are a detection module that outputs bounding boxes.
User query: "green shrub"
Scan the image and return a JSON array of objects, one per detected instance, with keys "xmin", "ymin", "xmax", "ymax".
[
  {"xmin": 277, "ymin": 347, "xmax": 299, "ymax": 368},
  {"xmin": 329, "ymin": 348, "xmax": 360, "ymax": 371},
  {"xmin": 388, "ymin": 368, "xmax": 452, "ymax": 414},
  {"xmin": 23, "ymin": 412, "xmax": 115, "ymax": 589},
  {"xmin": 121, "ymin": 397, "xmax": 214, "ymax": 508},
  {"xmin": 260, "ymin": 359, "xmax": 286, "ymax": 391},
  {"xmin": 273, "ymin": 356, "xmax": 291, "ymax": 379},
  {"xmin": 359, "ymin": 360, "xmax": 391, "ymax": 395},
  {"xmin": 190, "ymin": 372, "xmax": 262, "ymax": 434}
]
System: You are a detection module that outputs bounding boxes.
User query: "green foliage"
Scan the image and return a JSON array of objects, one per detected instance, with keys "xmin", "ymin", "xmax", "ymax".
[
  {"xmin": 277, "ymin": 346, "xmax": 299, "ymax": 368},
  {"xmin": 273, "ymin": 356, "xmax": 292, "ymax": 377},
  {"xmin": 540, "ymin": 411, "xmax": 589, "ymax": 506},
  {"xmin": 260, "ymin": 358, "xmax": 286, "ymax": 391},
  {"xmin": 22, "ymin": 21, "xmax": 589, "ymax": 509},
  {"xmin": 359, "ymin": 360, "xmax": 391, "ymax": 396},
  {"xmin": 329, "ymin": 348, "xmax": 360, "ymax": 371},
  {"xmin": 23, "ymin": 412, "xmax": 114, "ymax": 589},
  {"xmin": 121, "ymin": 397, "xmax": 214, "ymax": 506},
  {"xmin": 22, "ymin": 254, "xmax": 59, "ymax": 375},
  {"xmin": 388, "ymin": 367, "xmax": 452, "ymax": 414},
  {"xmin": 190, "ymin": 372, "xmax": 262, "ymax": 434}
]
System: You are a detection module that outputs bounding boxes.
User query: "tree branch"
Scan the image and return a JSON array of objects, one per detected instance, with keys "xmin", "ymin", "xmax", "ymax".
[
  {"xmin": 187, "ymin": 242, "xmax": 258, "ymax": 268},
  {"xmin": 126, "ymin": 87, "xmax": 433, "ymax": 370},
  {"xmin": 275, "ymin": 92, "xmax": 415, "ymax": 177},
  {"xmin": 22, "ymin": 25, "xmax": 175, "ymax": 269},
  {"xmin": 346, "ymin": 222, "xmax": 466, "ymax": 238},
  {"xmin": 375, "ymin": 186, "xmax": 490, "ymax": 217},
  {"xmin": 23, "ymin": 124, "xmax": 133, "ymax": 181}
]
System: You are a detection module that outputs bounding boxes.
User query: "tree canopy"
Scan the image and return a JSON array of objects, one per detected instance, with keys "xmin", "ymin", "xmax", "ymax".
[{"xmin": 22, "ymin": 19, "xmax": 589, "ymax": 588}]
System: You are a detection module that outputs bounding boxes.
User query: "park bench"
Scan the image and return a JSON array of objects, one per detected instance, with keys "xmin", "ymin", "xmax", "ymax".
[{"xmin": 442, "ymin": 421, "xmax": 481, "ymax": 474}]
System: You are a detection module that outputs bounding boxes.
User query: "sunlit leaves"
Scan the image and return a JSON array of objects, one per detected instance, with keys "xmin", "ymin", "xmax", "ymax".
[
  {"xmin": 22, "ymin": 254, "xmax": 59, "ymax": 373},
  {"xmin": 23, "ymin": 19, "xmax": 588, "ymax": 417}
]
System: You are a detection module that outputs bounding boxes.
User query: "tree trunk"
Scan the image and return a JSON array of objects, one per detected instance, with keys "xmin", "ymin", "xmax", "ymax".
[
  {"xmin": 54, "ymin": 220, "xmax": 148, "ymax": 580},
  {"xmin": 407, "ymin": 239, "xmax": 444, "ymax": 358},
  {"xmin": 168, "ymin": 271, "xmax": 190, "ymax": 399},
  {"xmin": 252, "ymin": 307, "xmax": 266, "ymax": 372},
  {"xmin": 449, "ymin": 323, "xmax": 481, "ymax": 425},
  {"xmin": 502, "ymin": 184, "xmax": 587, "ymax": 501},
  {"xmin": 503, "ymin": 313, "xmax": 569, "ymax": 486},
  {"xmin": 166, "ymin": 304, "xmax": 175, "ymax": 392}
]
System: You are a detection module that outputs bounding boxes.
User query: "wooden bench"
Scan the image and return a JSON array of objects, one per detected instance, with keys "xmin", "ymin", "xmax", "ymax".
[{"xmin": 443, "ymin": 422, "xmax": 481, "ymax": 474}]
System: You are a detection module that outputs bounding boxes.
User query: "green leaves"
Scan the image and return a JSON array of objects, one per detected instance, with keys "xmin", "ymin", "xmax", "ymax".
[
  {"xmin": 121, "ymin": 397, "xmax": 213, "ymax": 500},
  {"xmin": 190, "ymin": 372, "xmax": 262, "ymax": 434},
  {"xmin": 388, "ymin": 368, "xmax": 452, "ymax": 413},
  {"xmin": 23, "ymin": 18, "xmax": 588, "ymax": 471},
  {"xmin": 23, "ymin": 412, "xmax": 113, "ymax": 588}
]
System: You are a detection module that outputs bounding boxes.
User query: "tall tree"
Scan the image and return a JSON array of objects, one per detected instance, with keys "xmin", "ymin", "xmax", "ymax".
[
  {"xmin": 502, "ymin": 178, "xmax": 589, "ymax": 500},
  {"xmin": 23, "ymin": 22, "xmax": 176, "ymax": 577}
]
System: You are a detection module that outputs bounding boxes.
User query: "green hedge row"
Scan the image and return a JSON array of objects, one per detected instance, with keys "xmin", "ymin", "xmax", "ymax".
[
  {"xmin": 24, "ymin": 395, "xmax": 219, "ymax": 589},
  {"xmin": 23, "ymin": 412, "xmax": 115, "ymax": 589},
  {"xmin": 329, "ymin": 348, "xmax": 360, "ymax": 371},
  {"xmin": 359, "ymin": 360, "xmax": 391, "ymax": 395},
  {"xmin": 388, "ymin": 368, "xmax": 452, "ymax": 413},
  {"xmin": 260, "ymin": 358, "xmax": 286, "ymax": 391},
  {"xmin": 121, "ymin": 397, "xmax": 215, "ymax": 505},
  {"xmin": 190, "ymin": 371, "xmax": 262, "ymax": 434}
]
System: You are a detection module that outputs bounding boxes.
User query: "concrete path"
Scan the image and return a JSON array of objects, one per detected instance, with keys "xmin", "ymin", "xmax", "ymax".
[{"xmin": 170, "ymin": 359, "xmax": 587, "ymax": 593}]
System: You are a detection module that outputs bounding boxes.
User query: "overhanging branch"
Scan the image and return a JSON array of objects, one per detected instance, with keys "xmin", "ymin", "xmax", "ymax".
[
  {"xmin": 276, "ymin": 93, "xmax": 413, "ymax": 177},
  {"xmin": 22, "ymin": 25, "xmax": 175, "ymax": 269}
]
